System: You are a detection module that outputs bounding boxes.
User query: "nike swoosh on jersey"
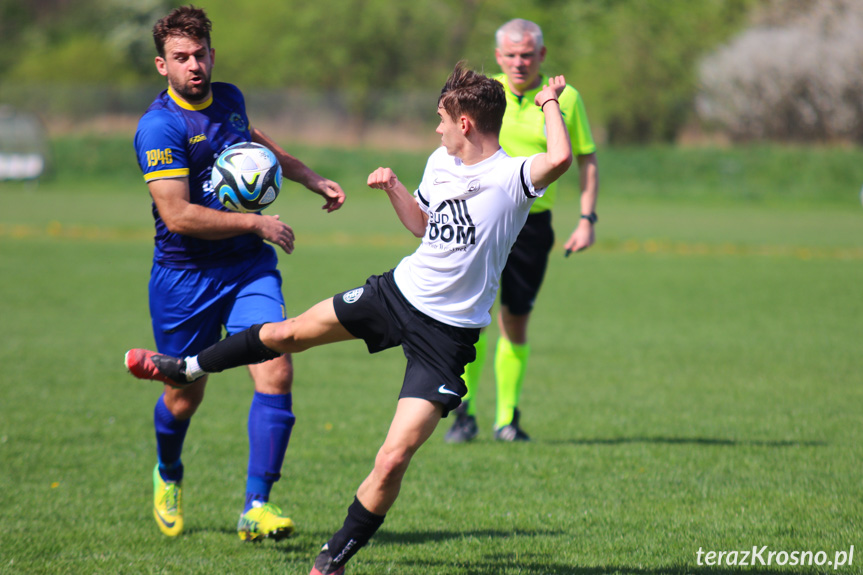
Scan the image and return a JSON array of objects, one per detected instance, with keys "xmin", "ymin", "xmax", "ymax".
[
  {"xmin": 433, "ymin": 178, "xmax": 451, "ymax": 185},
  {"xmin": 438, "ymin": 385, "xmax": 460, "ymax": 397}
]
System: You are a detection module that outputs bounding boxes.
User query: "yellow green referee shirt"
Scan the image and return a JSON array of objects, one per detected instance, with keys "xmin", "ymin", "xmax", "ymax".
[{"xmin": 494, "ymin": 72, "xmax": 596, "ymax": 213}]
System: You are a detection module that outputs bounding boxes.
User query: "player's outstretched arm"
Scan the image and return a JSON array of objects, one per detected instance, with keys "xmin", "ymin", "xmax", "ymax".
[
  {"xmin": 367, "ymin": 167, "xmax": 428, "ymax": 237},
  {"xmin": 251, "ymin": 127, "xmax": 346, "ymax": 213},
  {"xmin": 528, "ymin": 75, "xmax": 573, "ymax": 190}
]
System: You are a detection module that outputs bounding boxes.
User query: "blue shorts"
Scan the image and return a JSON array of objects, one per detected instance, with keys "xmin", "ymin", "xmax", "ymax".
[{"xmin": 149, "ymin": 247, "xmax": 286, "ymax": 357}]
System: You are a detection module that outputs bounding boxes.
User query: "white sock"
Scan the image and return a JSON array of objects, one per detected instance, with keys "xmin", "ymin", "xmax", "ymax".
[{"xmin": 184, "ymin": 356, "xmax": 205, "ymax": 381}]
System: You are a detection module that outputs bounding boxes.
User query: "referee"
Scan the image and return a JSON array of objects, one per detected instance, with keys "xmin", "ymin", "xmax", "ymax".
[{"xmin": 445, "ymin": 18, "xmax": 600, "ymax": 443}]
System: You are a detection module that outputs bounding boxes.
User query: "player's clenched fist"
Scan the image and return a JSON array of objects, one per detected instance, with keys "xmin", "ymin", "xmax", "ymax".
[
  {"xmin": 535, "ymin": 75, "xmax": 567, "ymax": 107},
  {"xmin": 367, "ymin": 167, "xmax": 400, "ymax": 192}
]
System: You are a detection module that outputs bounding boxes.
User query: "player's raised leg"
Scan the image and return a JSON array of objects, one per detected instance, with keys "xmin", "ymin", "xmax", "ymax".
[
  {"xmin": 126, "ymin": 297, "xmax": 356, "ymax": 384},
  {"xmin": 260, "ymin": 298, "xmax": 357, "ymax": 354}
]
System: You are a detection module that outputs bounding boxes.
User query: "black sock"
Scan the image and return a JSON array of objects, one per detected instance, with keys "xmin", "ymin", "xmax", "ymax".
[
  {"xmin": 197, "ymin": 324, "xmax": 281, "ymax": 373},
  {"xmin": 325, "ymin": 497, "xmax": 386, "ymax": 568}
]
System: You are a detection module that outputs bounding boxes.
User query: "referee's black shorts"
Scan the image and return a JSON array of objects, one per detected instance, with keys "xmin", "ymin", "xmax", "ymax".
[
  {"xmin": 332, "ymin": 270, "xmax": 480, "ymax": 417},
  {"xmin": 499, "ymin": 210, "xmax": 555, "ymax": 315}
]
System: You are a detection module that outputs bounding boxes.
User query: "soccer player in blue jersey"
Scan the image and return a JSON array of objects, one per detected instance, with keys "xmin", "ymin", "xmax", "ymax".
[
  {"xmin": 131, "ymin": 5, "xmax": 345, "ymax": 541},
  {"xmin": 127, "ymin": 63, "xmax": 572, "ymax": 575}
]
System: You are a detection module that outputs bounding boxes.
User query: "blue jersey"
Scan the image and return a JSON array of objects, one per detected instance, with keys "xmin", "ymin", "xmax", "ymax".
[{"xmin": 135, "ymin": 82, "xmax": 268, "ymax": 269}]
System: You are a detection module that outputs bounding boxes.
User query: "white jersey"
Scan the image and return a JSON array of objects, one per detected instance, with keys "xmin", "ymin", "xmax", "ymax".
[{"xmin": 393, "ymin": 146, "xmax": 544, "ymax": 328}]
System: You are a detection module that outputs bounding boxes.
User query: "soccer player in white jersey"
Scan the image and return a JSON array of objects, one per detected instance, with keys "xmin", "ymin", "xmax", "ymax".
[{"xmin": 125, "ymin": 62, "xmax": 572, "ymax": 575}]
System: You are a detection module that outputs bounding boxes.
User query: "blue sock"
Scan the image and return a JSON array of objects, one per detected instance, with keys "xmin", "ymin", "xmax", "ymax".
[
  {"xmin": 245, "ymin": 391, "xmax": 295, "ymax": 513},
  {"xmin": 154, "ymin": 394, "xmax": 190, "ymax": 483}
]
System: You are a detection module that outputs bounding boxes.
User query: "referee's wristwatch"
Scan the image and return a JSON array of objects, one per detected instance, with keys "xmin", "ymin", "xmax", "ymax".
[{"xmin": 580, "ymin": 212, "xmax": 598, "ymax": 225}]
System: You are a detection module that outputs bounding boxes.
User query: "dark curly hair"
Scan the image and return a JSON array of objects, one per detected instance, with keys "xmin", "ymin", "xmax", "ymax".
[{"xmin": 152, "ymin": 5, "xmax": 212, "ymax": 57}]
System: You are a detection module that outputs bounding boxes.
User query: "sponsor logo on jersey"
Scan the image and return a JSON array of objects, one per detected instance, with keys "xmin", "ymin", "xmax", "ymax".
[
  {"xmin": 342, "ymin": 287, "xmax": 364, "ymax": 304},
  {"xmin": 188, "ymin": 134, "xmax": 207, "ymax": 145},
  {"xmin": 428, "ymin": 199, "xmax": 476, "ymax": 245}
]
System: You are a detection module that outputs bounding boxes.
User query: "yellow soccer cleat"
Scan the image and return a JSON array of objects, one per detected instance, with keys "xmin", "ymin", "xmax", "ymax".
[
  {"xmin": 153, "ymin": 464, "xmax": 183, "ymax": 537},
  {"xmin": 237, "ymin": 501, "xmax": 295, "ymax": 542}
]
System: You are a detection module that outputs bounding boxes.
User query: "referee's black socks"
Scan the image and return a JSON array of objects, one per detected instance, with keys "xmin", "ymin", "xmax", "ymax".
[
  {"xmin": 325, "ymin": 496, "xmax": 386, "ymax": 568},
  {"xmin": 197, "ymin": 323, "xmax": 281, "ymax": 373}
]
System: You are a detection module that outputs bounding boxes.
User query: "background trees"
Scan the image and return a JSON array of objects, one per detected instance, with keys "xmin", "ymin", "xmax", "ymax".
[
  {"xmin": 697, "ymin": 0, "xmax": 863, "ymax": 143},
  {"xmin": 1, "ymin": 0, "xmax": 859, "ymax": 144}
]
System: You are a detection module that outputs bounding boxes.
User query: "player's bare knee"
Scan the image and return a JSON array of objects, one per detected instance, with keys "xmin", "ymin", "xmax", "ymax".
[
  {"xmin": 265, "ymin": 320, "xmax": 306, "ymax": 353},
  {"xmin": 250, "ymin": 357, "xmax": 293, "ymax": 393},
  {"xmin": 373, "ymin": 447, "xmax": 412, "ymax": 484},
  {"xmin": 165, "ymin": 392, "xmax": 203, "ymax": 419}
]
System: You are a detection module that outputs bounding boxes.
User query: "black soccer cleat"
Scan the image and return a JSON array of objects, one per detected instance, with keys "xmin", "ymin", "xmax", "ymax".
[
  {"xmin": 309, "ymin": 545, "xmax": 345, "ymax": 575},
  {"xmin": 493, "ymin": 408, "xmax": 530, "ymax": 442},
  {"xmin": 444, "ymin": 401, "xmax": 479, "ymax": 443},
  {"xmin": 125, "ymin": 349, "xmax": 190, "ymax": 387}
]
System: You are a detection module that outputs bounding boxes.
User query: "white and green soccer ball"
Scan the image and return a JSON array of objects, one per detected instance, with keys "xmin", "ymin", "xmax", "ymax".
[{"xmin": 211, "ymin": 142, "xmax": 281, "ymax": 213}]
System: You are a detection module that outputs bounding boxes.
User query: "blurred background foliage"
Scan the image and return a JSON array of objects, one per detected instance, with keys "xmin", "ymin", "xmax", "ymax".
[{"xmin": 1, "ymin": 0, "xmax": 861, "ymax": 145}]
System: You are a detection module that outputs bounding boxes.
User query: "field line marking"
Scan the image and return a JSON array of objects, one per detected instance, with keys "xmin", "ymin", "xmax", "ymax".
[{"xmin": 2, "ymin": 222, "xmax": 862, "ymax": 260}]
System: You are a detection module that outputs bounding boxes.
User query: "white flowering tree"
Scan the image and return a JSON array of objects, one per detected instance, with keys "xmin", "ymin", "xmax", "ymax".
[{"xmin": 697, "ymin": 0, "xmax": 863, "ymax": 142}]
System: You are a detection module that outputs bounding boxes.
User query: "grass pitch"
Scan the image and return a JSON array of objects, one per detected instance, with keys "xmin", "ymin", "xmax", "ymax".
[{"xmin": 0, "ymin": 140, "xmax": 861, "ymax": 574}]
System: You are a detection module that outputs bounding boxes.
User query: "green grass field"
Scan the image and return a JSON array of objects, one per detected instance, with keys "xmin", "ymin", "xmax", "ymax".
[{"xmin": 1, "ymin": 138, "xmax": 862, "ymax": 574}]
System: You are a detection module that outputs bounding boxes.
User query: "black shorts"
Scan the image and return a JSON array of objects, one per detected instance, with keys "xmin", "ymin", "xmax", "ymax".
[
  {"xmin": 332, "ymin": 270, "xmax": 481, "ymax": 417},
  {"xmin": 499, "ymin": 210, "xmax": 555, "ymax": 315}
]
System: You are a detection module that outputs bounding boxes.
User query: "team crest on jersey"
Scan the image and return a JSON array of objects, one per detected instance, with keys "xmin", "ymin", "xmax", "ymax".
[
  {"xmin": 229, "ymin": 112, "xmax": 247, "ymax": 133},
  {"xmin": 342, "ymin": 287, "xmax": 364, "ymax": 304},
  {"xmin": 467, "ymin": 179, "xmax": 481, "ymax": 192}
]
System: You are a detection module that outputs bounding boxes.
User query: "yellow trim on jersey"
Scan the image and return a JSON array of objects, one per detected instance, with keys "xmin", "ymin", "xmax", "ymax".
[
  {"xmin": 143, "ymin": 168, "xmax": 189, "ymax": 182},
  {"xmin": 167, "ymin": 86, "xmax": 213, "ymax": 111}
]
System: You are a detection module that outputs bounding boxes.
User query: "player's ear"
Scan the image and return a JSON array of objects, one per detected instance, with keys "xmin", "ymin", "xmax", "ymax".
[
  {"xmin": 539, "ymin": 45, "xmax": 547, "ymax": 62},
  {"xmin": 155, "ymin": 56, "xmax": 168, "ymax": 77},
  {"xmin": 459, "ymin": 115, "xmax": 470, "ymax": 135}
]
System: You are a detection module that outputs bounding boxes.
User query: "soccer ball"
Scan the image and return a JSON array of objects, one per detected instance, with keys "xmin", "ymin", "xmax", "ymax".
[{"xmin": 211, "ymin": 142, "xmax": 282, "ymax": 213}]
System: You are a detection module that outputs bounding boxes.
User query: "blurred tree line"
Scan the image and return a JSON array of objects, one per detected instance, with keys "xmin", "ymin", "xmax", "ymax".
[{"xmin": 2, "ymin": 0, "xmax": 860, "ymax": 144}]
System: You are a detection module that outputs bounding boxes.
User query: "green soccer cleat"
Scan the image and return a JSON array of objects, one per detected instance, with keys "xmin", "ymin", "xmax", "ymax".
[
  {"xmin": 152, "ymin": 464, "xmax": 183, "ymax": 537},
  {"xmin": 237, "ymin": 501, "xmax": 296, "ymax": 542}
]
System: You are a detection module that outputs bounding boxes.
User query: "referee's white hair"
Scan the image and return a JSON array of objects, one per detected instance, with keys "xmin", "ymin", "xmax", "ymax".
[{"xmin": 495, "ymin": 19, "xmax": 544, "ymax": 49}]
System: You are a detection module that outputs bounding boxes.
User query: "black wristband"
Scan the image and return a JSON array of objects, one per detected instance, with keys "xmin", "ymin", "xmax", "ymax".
[
  {"xmin": 541, "ymin": 98, "xmax": 559, "ymax": 111},
  {"xmin": 580, "ymin": 212, "xmax": 598, "ymax": 224}
]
